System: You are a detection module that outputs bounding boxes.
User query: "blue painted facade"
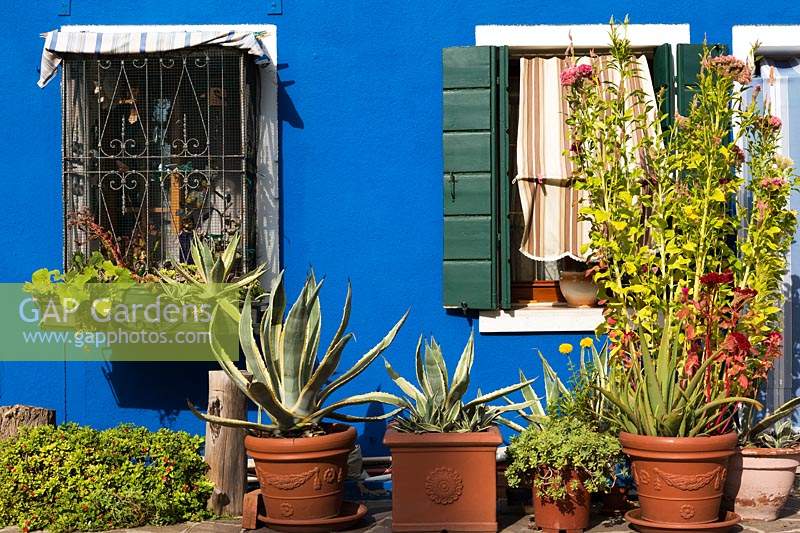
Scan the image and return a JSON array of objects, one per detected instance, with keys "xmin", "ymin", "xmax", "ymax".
[{"xmin": 2, "ymin": 1, "xmax": 800, "ymax": 455}]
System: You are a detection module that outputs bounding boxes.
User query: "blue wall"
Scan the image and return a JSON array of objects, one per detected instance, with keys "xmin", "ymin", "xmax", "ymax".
[{"xmin": 2, "ymin": 0, "xmax": 800, "ymax": 455}]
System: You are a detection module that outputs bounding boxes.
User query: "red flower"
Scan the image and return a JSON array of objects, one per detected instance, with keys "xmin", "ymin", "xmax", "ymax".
[
  {"xmin": 700, "ymin": 270, "xmax": 734, "ymax": 286},
  {"xmin": 733, "ymin": 287, "xmax": 757, "ymax": 298}
]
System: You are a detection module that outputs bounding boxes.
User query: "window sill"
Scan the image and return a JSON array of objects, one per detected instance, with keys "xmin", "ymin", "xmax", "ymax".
[{"xmin": 478, "ymin": 303, "xmax": 603, "ymax": 333}]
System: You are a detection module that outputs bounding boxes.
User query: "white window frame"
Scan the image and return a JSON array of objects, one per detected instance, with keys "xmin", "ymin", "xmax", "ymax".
[
  {"xmin": 57, "ymin": 24, "xmax": 280, "ymax": 285},
  {"xmin": 474, "ymin": 23, "xmax": 690, "ymax": 333}
]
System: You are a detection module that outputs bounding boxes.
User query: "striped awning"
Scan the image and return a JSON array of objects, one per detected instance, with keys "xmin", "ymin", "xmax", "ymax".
[
  {"xmin": 515, "ymin": 54, "xmax": 657, "ymax": 262},
  {"xmin": 38, "ymin": 29, "xmax": 272, "ymax": 88}
]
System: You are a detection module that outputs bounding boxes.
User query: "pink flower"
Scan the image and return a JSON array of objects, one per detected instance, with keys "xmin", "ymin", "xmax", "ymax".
[
  {"xmin": 703, "ymin": 55, "xmax": 752, "ymax": 84},
  {"xmin": 759, "ymin": 176, "xmax": 788, "ymax": 190},
  {"xmin": 560, "ymin": 64, "xmax": 594, "ymax": 87},
  {"xmin": 768, "ymin": 115, "xmax": 782, "ymax": 129},
  {"xmin": 730, "ymin": 144, "xmax": 745, "ymax": 166}
]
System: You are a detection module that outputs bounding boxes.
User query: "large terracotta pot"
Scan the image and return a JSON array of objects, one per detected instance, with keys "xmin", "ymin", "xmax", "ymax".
[
  {"xmin": 559, "ymin": 271, "xmax": 598, "ymax": 308},
  {"xmin": 245, "ymin": 424, "xmax": 355, "ymax": 521},
  {"xmin": 723, "ymin": 447, "xmax": 800, "ymax": 521},
  {"xmin": 384, "ymin": 426, "xmax": 503, "ymax": 532},
  {"xmin": 621, "ymin": 432, "xmax": 737, "ymax": 525},
  {"xmin": 533, "ymin": 469, "xmax": 590, "ymax": 532}
]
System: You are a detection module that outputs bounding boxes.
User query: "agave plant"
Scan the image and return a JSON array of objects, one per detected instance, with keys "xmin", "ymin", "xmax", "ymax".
[
  {"xmin": 738, "ymin": 396, "xmax": 800, "ymax": 447},
  {"xmin": 160, "ymin": 232, "xmax": 266, "ymax": 309},
  {"xmin": 383, "ymin": 332, "xmax": 535, "ymax": 433},
  {"xmin": 756, "ymin": 419, "xmax": 800, "ymax": 449},
  {"xmin": 499, "ymin": 340, "xmax": 610, "ymax": 432},
  {"xmin": 189, "ymin": 270, "xmax": 408, "ymax": 437}
]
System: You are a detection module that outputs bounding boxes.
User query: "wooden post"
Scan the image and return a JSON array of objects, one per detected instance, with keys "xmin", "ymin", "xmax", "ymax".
[
  {"xmin": 205, "ymin": 370, "xmax": 247, "ymax": 516},
  {"xmin": 0, "ymin": 405, "xmax": 55, "ymax": 440}
]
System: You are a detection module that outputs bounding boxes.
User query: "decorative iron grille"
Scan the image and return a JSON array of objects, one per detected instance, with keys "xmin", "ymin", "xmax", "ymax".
[{"xmin": 61, "ymin": 47, "xmax": 258, "ymax": 275}]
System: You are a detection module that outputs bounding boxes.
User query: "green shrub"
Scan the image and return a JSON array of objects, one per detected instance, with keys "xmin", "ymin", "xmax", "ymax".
[
  {"xmin": 0, "ymin": 423, "xmax": 213, "ymax": 532},
  {"xmin": 505, "ymin": 418, "xmax": 621, "ymax": 501}
]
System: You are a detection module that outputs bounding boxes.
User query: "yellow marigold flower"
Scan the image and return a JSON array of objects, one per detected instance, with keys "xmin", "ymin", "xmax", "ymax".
[
  {"xmin": 558, "ymin": 343, "xmax": 574, "ymax": 354},
  {"xmin": 580, "ymin": 337, "xmax": 593, "ymax": 349}
]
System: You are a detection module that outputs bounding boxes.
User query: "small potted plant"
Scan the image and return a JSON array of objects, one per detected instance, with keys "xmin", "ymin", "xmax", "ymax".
[
  {"xmin": 188, "ymin": 237, "xmax": 408, "ymax": 528},
  {"xmin": 505, "ymin": 417, "xmax": 622, "ymax": 532},
  {"xmin": 724, "ymin": 398, "xmax": 800, "ymax": 521},
  {"xmin": 383, "ymin": 333, "xmax": 533, "ymax": 532}
]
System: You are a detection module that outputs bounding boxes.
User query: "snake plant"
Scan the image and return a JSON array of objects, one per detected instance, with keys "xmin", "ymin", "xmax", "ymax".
[
  {"xmin": 189, "ymin": 270, "xmax": 408, "ymax": 437},
  {"xmin": 383, "ymin": 332, "xmax": 536, "ymax": 433}
]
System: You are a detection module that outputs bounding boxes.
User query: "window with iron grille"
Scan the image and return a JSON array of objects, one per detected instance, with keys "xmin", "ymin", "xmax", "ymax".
[{"xmin": 61, "ymin": 47, "xmax": 259, "ymax": 275}]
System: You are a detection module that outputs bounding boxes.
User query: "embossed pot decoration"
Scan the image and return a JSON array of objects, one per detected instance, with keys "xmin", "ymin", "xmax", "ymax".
[
  {"xmin": 245, "ymin": 424, "xmax": 355, "ymax": 521},
  {"xmin": 384, "ymin": 426, "xmax": 503, "ymax": 532},
  {"xmin": 723, "ymin": 447, "xmax": 800, "ymax": 521},
  {"xmin": 533, "ymin": 469, "xmax": 591, "ymax": 532},
  {"xmin": 621, "ymin": 432, "xmax": 738, "ymax": 525}
]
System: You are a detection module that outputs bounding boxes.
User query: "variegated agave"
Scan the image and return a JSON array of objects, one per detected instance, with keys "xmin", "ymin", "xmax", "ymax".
[
  {"xmin": 738, "ymin": 396, "xmax": 800, "ymax": 447},
  {"xmin": 384, "ymin": 332, "xmax": 535, "ymax": 433},
  {"xmin": 160, "ymin": 232, "xmax": 266, "ymax": 304},
  {"xmin": 189, "ymin": 270, "xmax": 408, "ymax": 437}
]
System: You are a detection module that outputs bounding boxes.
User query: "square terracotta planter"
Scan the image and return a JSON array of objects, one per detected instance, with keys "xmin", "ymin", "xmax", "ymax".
[{"xmin": 384, "ymin": 426, "xmax": 503, "ymax": 532}]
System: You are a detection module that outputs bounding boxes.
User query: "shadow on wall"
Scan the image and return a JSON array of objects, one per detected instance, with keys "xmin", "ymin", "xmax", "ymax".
[
  {"xmin": 102, "ymin": 361, "xmax": 219, "ymax": 427},
  {"xmin": 277, "ymin": 65, "xmax": 302, "ymax": 270}
]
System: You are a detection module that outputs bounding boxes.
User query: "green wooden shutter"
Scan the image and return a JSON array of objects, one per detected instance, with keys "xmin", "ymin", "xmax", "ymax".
[
  {"xmin": 676, "ymin": 43, "xmax": 727, "ymax": 116},
  {"xmin": 652, "ymin": 44, "xmax": 674, "ymax": 133},
  {"xmin": 442, "ymin": 46, "xmax": 509, "ymax": 310}
]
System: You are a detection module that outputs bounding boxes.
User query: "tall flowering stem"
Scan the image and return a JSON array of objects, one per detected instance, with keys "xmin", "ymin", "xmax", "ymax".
[{"xmin": 564, "ymin": 20, "xmax": 797, "ymax": 436}]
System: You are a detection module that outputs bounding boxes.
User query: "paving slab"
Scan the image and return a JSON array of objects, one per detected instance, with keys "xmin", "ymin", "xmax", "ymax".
[{"xmin": 5, "ymin": 497, "xmax": 800, "ymax": 532}]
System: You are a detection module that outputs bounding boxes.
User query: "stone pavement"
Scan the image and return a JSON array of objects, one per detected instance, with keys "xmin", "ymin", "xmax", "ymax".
[{"xmin": 4, "ymin": 498, "xmax": 800, "ymax": 532}]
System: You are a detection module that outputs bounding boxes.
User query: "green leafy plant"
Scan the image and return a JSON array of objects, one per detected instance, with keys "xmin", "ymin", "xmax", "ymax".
[
  {"xmin": 190, "ymin": 270, "xmax": 408, "ymax": 437},
  {"xmin": 563, "ymin": 21, "xmax": 797, "ymax": 436},
  {"xmin": 0, "ymin": 423, "xmax": 212, "ymax": 533},
  {"xmin": 754, "ymin": 419, "xmax": 800, "ymax": 449},
  {"xmin": 502, "ymin": 338, "xmax": 609, "ymax": 432},
  {"xmin": 383, "ymin": 332, "xmax": 535, "ymax": 433},
  {"xmin": 738, "ymin": 396, "xmax": 800, "ymax": 447},
  {"xmin": 505, "ymin": 417, "xmax": 622, "ymax": 501}
]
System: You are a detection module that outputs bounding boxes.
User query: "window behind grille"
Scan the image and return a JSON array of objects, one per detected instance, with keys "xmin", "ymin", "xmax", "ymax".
[{"xmin": 61, "ymin": 47, "xmax": 258, "ymax": 275}]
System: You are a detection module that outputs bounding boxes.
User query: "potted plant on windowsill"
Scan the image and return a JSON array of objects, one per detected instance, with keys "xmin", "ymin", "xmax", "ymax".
[
  {"xmin": 187, "ymin": 238, "xmax": 408, "ymax": 527},
  {"xmin": 382, "ymin": 333, "xmax": 534, "ymax": 533},
  {"xmin": 505, "ymin": 417, "xmax": 622, "ymax": 532},
  {"xmin": 723, "ymin": 398, "xmax": 800, "ymax": 521},
  {"xmin": 561, "ymin": 21, "xmax": 798, "ymax": 529}
]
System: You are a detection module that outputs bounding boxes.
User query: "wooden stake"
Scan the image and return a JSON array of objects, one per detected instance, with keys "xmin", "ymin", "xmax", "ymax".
[
  {"xmin": 205, "ymin": 370, "xmax": 247, "ymax": 516},
  {"xmin": 0, "ymin": 405, "xmax": 55, "ymax": 440}
]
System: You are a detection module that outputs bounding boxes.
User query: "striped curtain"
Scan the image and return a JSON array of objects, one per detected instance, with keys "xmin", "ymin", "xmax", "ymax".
[{"xmin": 515, "ymin": 55, "xmax": 657, "ymax": 261}]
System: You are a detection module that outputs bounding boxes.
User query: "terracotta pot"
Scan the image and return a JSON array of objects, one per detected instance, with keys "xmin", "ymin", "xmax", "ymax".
[
  {"xmin": 533, "ymin": 469, "xmax": 591, "ymax": 532},
  {"xmin": 621, "ymin": 432, "xmax": 737, "ymax": 525},
  {"xmin": 723, "ymin": 447, "xmax": 800, "ymax": 521},
  {"xmin": 559, "ymin": 271, "xmax": 597, "ymax": 307},
  {"xmin": 384, "ymin": 426, "xmax": 503, "ymax": 532},
  {"xmin": 245, "ymin": 424, "xmax": 355, "ymax": 521}
]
